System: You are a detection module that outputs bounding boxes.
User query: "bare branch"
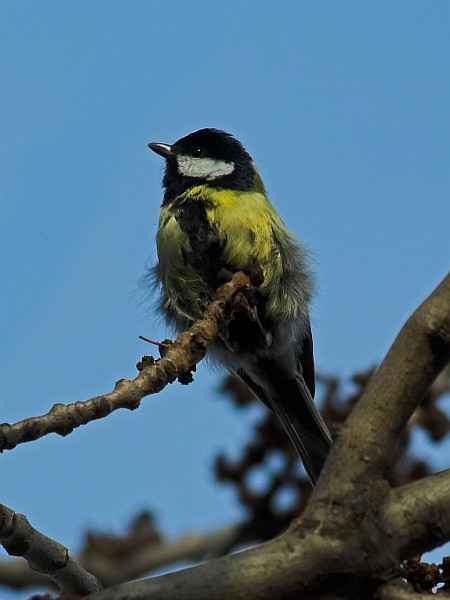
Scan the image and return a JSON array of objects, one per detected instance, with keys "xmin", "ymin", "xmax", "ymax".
[
  {"xmin": 0, "ymin": 524, "xmax": 252, "ymax": 591},
  {"xmin": 383, "ymin": 468, "xmax": 450, "ymax": 558},
  {"xmin": 89, "ymin": 524, "xmax": 249, "ymax": 587},
  {"xmin": 0, "ymin": 502, "xmax": 101, "ymax": 595},
  {"xmin": 86, "ymin": 530, "xmax": 344, "ymax": 600},
  {"xmin": 0, "ymin": 558, "xmax": 50, "ymax": 590},
  {"xmin": 312, "ymin": 272, "xmax": 450, "ymax": 497},
  {"xmin": 2, "ymin": 271, "xmax": 449, "ymax": 598},
  {"xmin": 83, "ymin": 273, "xmax": 450, "ymax": 600},
  {"xmin": 0, "ymin": 271, "xmax": 256, "ymax": 452}
]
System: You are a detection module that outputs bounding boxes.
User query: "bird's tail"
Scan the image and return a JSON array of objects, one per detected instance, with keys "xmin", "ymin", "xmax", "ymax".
[
  {"xmin": 237, "ymin": 365, "xmax": 332, "ymax": 485},
  {"xmin": 268, "ymin": 373, "xmax": 332, "ymax": 484}
]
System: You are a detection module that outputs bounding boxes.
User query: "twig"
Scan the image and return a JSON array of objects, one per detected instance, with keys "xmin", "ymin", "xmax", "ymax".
[
  {"xmin": 0, "ymin": 271, "xmax": 256, "ymax": 452},
  {"xmin": 0, "ymin": 523, "xmax": 252, "ymax": 591},
  {"xmin": 87, "ymin": 524, "xmax": 249, "ymax": 587},
  {"xmin": 138, "ymin": 335, "xmax": 168, "ymax": 348},
  {"xmin": 0, "ymin": 502, "xmax": 101, "ymax": 595}
]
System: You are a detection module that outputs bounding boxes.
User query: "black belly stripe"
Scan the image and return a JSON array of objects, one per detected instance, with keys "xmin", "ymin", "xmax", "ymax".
[
  {"xmin": 173, "ymin": 194, "xmax": 272, "ymax": 354},
  {"xmin": 175, "ymin": 196, "xmax": 226, "ymax": 290}
]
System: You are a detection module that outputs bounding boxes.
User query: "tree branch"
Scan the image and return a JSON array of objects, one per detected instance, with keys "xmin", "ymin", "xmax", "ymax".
[
  {"xmin": 311, "ymin": 272, "xmax": 450, "ymax": 498},
  {"xmin": 87, "ymin": 530, "xmax": 344, "ymax": 600},
  {"xmin": 2, "ymin": 273, "xmax": 449, "ymax": 599},
  {"xmin": 0, "ymin": 502, "xmax": 101, "ymax": 595},
  {"xmin": 0, "ymin": 271, "xmax": 256, "ymax": 453},
  {"xmin": 88, "ymin": 524, "xmax": 250, "ymax": 587},
  {"xmin": 84, "ymin": 273, "xmax": 450, "ymax": 600},
  {"xmin": 0, "ymin": 523, "xmax": 253, "ymax": 591},
  {"xmin": 383, "ymin": 468, "xmax": 450, "ymax": 558}
]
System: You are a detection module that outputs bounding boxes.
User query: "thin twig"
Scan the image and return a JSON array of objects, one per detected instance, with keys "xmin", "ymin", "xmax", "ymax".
[
  {"xmin": 0, "ymin": 502, "xmax": 101, "ymax": 595},
  {"xmin": 0, "ymin": 271, "xmax": 256, "ymax": 453}
]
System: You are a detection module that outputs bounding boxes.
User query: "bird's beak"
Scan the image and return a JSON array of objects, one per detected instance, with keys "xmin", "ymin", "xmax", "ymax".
[{"xmin": 148, "ymin": 142, "xmax": 175, "ymax": 158}]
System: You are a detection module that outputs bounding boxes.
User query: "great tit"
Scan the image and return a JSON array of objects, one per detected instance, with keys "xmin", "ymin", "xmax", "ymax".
[{"xmin": 148, "ymin": 128, "xmax": 332, "ymax": 485}]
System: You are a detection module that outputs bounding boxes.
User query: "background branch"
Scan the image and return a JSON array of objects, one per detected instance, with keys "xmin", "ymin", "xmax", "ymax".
[
  {"xmin": 88, "ymin": 524, "xmax": 251, "ymax": 587},
  {"xmin": 0, "ymin": 522, "xmax": 254, "ymax": 591}
]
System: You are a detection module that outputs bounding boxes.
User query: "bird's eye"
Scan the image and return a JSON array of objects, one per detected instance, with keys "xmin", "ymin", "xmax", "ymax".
[{"xmin": 190, "ymin": 147, "xmax": 204, "ymax": 158}]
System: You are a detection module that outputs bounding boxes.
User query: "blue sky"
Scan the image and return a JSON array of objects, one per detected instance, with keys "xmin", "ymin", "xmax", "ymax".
[{"xmin": 1, "ymin": 2, "xmax": 449, "ymax": 597}]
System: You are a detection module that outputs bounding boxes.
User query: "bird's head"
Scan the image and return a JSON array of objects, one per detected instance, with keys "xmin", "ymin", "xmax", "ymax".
[{"xmin": 149, "ymin": 128, "xmax": 259, "ymax": 202}]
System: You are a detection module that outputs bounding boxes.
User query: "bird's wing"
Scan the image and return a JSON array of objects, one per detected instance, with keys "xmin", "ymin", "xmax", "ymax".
[{"xmin": 235, "ymin": 328, "xmax": 332, "ymax": 485}]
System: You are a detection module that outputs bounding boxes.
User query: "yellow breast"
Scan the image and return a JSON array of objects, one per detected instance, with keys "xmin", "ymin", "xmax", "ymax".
[{"xmin": 157, "ymin": 185, "xmax": 291, "ymax": 321}]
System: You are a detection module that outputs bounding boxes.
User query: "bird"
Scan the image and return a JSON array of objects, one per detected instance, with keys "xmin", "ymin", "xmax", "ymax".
[{"xmin": 148, "ymin": 128, "xmax": 332, "ymax": 485}]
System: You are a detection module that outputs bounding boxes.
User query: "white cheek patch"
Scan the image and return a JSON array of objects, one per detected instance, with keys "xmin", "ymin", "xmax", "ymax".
[{"xmin": 177, "ymin": 155, "xmax": 235, "ymax": 180}]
